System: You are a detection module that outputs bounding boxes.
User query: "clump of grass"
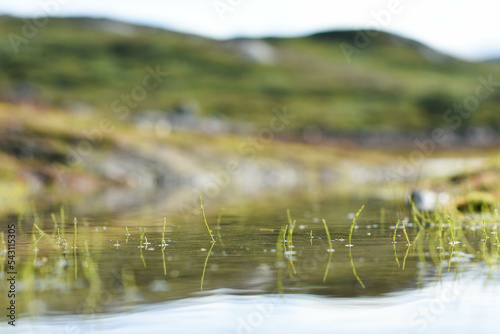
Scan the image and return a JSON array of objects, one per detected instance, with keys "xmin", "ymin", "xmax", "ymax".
[
  {"xmin": 349, "ymin": 205, "xmax": 365, "ymax": 288},
  {"xmin": 200, "ymin": 196, "xmax": 215, "ymax": 242}
]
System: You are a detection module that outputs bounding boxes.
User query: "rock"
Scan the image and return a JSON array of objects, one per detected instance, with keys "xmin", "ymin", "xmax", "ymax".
[
  {"xmin": 409, "ymin": 189, "xmax": 450, "ymax": 212},
  {"xmin": 225, "ymin": 39, "xmax": 276, "ymax": 64}
]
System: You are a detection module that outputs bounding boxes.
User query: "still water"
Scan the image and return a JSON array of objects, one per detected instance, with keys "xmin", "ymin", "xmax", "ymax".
[{"xmin": 0, "ymin": 193, "xmax": 499, "ymax": 333}]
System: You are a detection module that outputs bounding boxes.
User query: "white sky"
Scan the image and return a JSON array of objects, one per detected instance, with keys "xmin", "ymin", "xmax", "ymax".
[{"xmin": 1, "ymin": 0, "xmax": 499, "ymax": 61}]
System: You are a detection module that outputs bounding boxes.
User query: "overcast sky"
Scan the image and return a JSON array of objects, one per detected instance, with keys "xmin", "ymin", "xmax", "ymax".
[{"xmin": 1, "ymin": 0, "xmax": 499, "ymax": 61}]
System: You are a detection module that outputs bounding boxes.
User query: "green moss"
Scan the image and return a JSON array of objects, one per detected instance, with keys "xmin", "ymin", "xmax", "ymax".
[{"xmin": 456, "ymin": 192, "xmax": 496, "ymax": 213}]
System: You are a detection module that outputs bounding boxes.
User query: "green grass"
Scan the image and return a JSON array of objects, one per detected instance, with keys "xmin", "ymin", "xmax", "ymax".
[
  {"xmin": 139, "ymin": 228, "xmax": 147, "ymax": 267},
  {"xmin": 349, "ymin": 205, "xmax": 365, "ymax": 288},
  {"xmin": 321, "ymin": 219, "xmax": 334, "ymax": 282},
  {"xmin": 1, "ymin": 201, "xmax": 499, "ymax": 320},
  {"xmin": 286, "ymin": 209, "xmax": 297, "ymax": 276},
  {"xmin": 162, "ymin": 217, "xmax": 167, "ymax": 275},
  {"xmin": 200, "ymin": 196, "xmax": 215, "ymax": 242},
  {"xmin": 276, "ymin": 224, "xmax": 287, "ymax": 294},
  {"xmin": 74, "ymin": 217, "xmax": 78, "ymax": 278},
  {"xmin": 200, "ymin": 242, "xmax": 215, "ymax": 291}
]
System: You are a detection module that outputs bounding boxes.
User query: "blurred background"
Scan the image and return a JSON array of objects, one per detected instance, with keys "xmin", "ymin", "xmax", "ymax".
[{"xmin": 1, "ymin": 0, "xmax": 500, "ymax": 217}]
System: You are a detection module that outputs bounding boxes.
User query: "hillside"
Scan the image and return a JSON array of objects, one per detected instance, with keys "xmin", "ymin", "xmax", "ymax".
[{"xmin": 1, "ymin": 16, "xmax": 500, "ymax": 134}]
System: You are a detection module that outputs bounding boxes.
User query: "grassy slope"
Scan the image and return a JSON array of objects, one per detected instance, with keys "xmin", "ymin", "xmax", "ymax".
[{"xmin": 1, "ymin": 16, "xmax": 500, "ymax": 133}]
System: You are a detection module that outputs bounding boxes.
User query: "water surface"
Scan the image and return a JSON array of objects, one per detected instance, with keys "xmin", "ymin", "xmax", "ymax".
[{"xmin": 1, "ymin": 193, "xmax": 498, "ymax": 333}]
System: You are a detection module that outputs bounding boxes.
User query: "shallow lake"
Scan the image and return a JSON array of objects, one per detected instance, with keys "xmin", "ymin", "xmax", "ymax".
[{"xmin": 1, "ymin": 192, "xmax": 499, "ymax": 333}]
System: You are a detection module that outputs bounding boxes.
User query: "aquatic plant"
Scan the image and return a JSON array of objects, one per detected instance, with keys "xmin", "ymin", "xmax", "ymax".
[
  {"xmin": 285, "ymin": 209, "xmax": 297, "ymax": 276},
  {"xmin": 139, "ymin": 228, "xmax": 147, "ymax": 267},
  {"xmin": 125, "ymin": 226, "xmax": 131, "ymax": 243},
  {"xmin": 349, "ymin": 205, "xmax": 365, "ymax": 288},
  {"xmin": 162, "ymin": 218, "xmax": 167, "ymax": 276},
  {"xmin": 321, "ymin": 219, "xmax": 334, "ymax": 282},
  {"xmin": 216, "ymin": 210, "xmax": 225, "ymax": 247},
  {"xmin": 276, "ymin": 224, "xmax": 287, "ymax": 295},
  {"xmin": 200, "ymin": 196, "xmax": 215, "ymax": 242},
  {"xmin": 200, "ymin": 242, "xmax": 215, "ymax": 291},
  {"xmin": 74, "ymin": 217, "xmax": 78, "ymax": 278},
  {"xmin": 402, "ymin": 220, "xmax": 411, "ymax": 245}
]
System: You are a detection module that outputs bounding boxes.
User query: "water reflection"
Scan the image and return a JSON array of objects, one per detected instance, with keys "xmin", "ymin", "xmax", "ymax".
[{"xmin": 0, "ymin": 193, "xmax": 499, "ymax": 333}]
